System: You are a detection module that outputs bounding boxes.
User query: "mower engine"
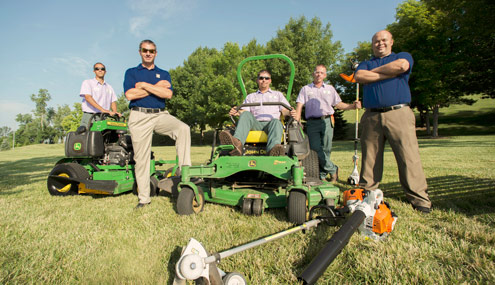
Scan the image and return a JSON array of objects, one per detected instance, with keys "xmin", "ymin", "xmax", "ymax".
[
  {"xmin": 342, "ymin": 188, "xmax": 397, "ymax": 240},
  {"xmin": 102, "ymin": 133, "xmax": 133, "ymax": 166},
  {"xmin": 65, "ymin": 123, "xmax": 134, "ymax": 166}
]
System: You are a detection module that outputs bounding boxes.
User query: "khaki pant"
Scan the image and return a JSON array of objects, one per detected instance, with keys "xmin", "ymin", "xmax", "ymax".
[
  {"xmin": 359, "ymin": 107, "xmax": 431, "ymax": 208},
  {"xmin": 128, "ymin": 110, "xmax": 191, "ymax": 204}
]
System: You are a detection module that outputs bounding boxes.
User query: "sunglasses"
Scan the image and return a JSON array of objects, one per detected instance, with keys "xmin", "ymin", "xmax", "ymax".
[
  {"xmin": 258, "ymin": 76, "xmax": 271, "ymax": 80},
  {"xmin": 94, "ymin": 67, "xmax": 106, "ymax": 71},
  {"xmin": 141, "ymin": 48, "xmax": 156, "ymax": 54}
]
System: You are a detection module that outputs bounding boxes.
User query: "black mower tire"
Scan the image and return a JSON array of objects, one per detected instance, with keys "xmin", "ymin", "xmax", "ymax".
[
  {"xmin": 222, "ymin": 272, "xmax": 247, "ymax": 285},
  {"xmin": 132, "ymin": 176, "xmax": 160, "ymax": 197},
  {"xmin": 47, "ymin": 163, "xmax": 89, "ymax": 196},
  {"xmin": 288, "ymin": 190, "xmax": 307, "ymax": 224},
  {"xmin": 177, "ymin": 187, "xmax": 205, "ymax": 215},
  {"xmin": 302, "ymin": 149, "xmax": 319, "ymax": 179},
  {"xmin": 252, "ymin": 199, "xmax": 263, "ymax": 216},
  {"xmin": 242, "ymin": 198, "xmax": 253, "ymax": 215}
]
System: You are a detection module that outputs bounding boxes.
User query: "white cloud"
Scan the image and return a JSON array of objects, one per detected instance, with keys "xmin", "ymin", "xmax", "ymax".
[
  {"xmin": 52, "ymin": 56, "xmax": 91, "ymax": 78},
  {"xmin": 129, "ymin": 17, "xmax": 151, "ymax": 37},
  {"xmin": 127, "ymin": 0, "xmax": 196, "ymax": 37}
]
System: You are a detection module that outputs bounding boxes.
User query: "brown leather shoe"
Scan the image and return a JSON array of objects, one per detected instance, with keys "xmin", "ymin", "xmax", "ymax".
[
  {"xmin": 268, "ymin": 144, "xmax": 285, "ymax": 156},
  {"xmin": 330, "ymin": 167, "xmax": 339, "ymax": 183},
  {"xmin": 219, "ymin": 130, "xmax": 242, "ymax": 156}
]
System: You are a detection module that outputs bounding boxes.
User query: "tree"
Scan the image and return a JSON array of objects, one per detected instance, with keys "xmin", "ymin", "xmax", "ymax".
[
  {"xmin": 0, "ymin": 126, "xmax": 12, "ymax": 151},
  {"xmin": 51, "ymin": 104, "xmax": 72, "ymax": 143},
  {"xmin": 169, "ymin": 43, "xmax": 256, "ymax": 144},
  {"xmin": 266, "ymin": 16, "xmax": 344, "ymax": 103},
  {"xmin": 30, "ymin": 89, "xmax": 51, "ymax": 131},
  {"xmin": 61, "ymin": 103, "xmax": 83, "ymax": 133},
  {"xmin": 388, "ymin": 0, "xmax": 494, "ymax": 137},
  {"xmin": 265, "ymin": 16, "xmax": 348, "ymax": 139}
]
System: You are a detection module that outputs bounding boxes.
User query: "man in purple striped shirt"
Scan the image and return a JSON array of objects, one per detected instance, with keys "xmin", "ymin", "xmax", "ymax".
[
  {"xmin": 220, "ymin": 70, "xmax": 291, "ymax": 156},
  {"xmin": 79, "ymin": 62, "xmax": 120, "ymax": 127},
  {"xmin": 292, "ymin": 65, "xmax": 360, "ymax": 182}
]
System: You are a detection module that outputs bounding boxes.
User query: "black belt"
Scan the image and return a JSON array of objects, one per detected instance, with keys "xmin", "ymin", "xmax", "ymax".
[
  {"xmin": 369, "ymin": 103, "xmax": 409, "ymax": 113},
  {"xmin": 307, "ymin": 114, "xmax": 333, "ymax": 120},
  {"xmin": 131, "ymin": 107, "xmax": 165, "ymax": 113}
]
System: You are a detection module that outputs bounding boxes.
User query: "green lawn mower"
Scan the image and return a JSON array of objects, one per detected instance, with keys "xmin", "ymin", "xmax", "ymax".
[
  {"xmin": 176, "ymin": 54, "xmax": 340, "ymax": 224},
  {"xmin": 47, "ymin": 113, "xmax": 179, "ymax": 196}
]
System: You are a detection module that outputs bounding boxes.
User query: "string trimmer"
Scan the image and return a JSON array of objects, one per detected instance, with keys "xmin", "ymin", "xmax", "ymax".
[
  {"xmin": 173, "ymin": 189, "xmax": 397, "ymax": 285},
  {"xmin": 340, "ymin": 59, "xmax": 360, "ymax": 186}
]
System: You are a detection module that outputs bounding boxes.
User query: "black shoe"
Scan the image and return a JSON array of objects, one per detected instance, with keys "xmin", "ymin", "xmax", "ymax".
[
  {"xmin": 413, "ymin": 205, "xmax": 431, "ymax": 214},
  {"xmin": 135, "ymin": 202, "xmax": 150, "ymax": 209}
]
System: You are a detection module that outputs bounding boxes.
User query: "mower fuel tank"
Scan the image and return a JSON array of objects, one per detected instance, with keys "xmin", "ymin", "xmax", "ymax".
[
  {"xmin": 65, "ymin": 130, "xmax": 104, "ymax": 157},
  {"xmin": 287, "ymin": 121, "xmax": 310, "ymax": 159}
]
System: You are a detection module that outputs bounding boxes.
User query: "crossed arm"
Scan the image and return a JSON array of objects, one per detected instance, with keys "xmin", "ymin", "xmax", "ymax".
[
  {"xmin": 125, "ymin": 80, "xmax": 173, "ymax": 101},
  {"xmin": 354, "ymin": 59, "xmax": 410, "ymax": 84}
]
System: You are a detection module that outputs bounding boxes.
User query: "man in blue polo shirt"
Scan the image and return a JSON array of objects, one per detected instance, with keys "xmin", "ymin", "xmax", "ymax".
[
  {"xmin": 354, "ymin": 30, "xmax": 432, "ymax": 214},
  {"xmin": 124, "ymin": 39, "xmax": 191, "ymax": 209}
]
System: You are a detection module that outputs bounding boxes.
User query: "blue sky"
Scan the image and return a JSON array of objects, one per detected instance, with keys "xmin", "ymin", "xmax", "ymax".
[{"xmin": 0, "ymin": 0, "xmax": 405, "ymax": 130}]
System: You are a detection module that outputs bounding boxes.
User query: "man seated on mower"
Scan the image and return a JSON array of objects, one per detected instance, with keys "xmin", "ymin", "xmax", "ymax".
[{"xmin": 219, "ymin": 70, "xmax": 291, "ymax": 156}]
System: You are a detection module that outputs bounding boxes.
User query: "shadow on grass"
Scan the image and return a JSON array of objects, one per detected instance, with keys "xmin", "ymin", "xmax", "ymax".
[
  {"xmin": 380, "ymin": 175, "xmax": 495, "ymax": 215},
  {"xmin": 0, "ymin": 155, "xmax": 62, "ymax": 191}
]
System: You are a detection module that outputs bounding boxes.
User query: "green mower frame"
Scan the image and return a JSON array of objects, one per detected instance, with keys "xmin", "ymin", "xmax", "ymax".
[
  {"xmin": 47, "ymin": 114, "xmax": 179, "ymax": 196},
  {"xmin": 176, "ymin": 54, "xmax": 340, "ymax": 224}
]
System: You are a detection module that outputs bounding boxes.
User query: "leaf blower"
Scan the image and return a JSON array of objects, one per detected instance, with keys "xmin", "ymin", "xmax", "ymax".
[{"xmin": 298, "ymin": 188, "xmax": 398, "ymax": 285}]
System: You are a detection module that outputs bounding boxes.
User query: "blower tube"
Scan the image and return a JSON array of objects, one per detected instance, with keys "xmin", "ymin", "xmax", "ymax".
[{"xmin": 298, "ymin": 210, "xmax": 366, "ymax": 285}]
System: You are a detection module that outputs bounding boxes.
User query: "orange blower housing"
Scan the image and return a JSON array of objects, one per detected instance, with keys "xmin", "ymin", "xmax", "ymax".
[{"xmin": 342, "ymin": 189, "xmax": 397, "ymax": 236}]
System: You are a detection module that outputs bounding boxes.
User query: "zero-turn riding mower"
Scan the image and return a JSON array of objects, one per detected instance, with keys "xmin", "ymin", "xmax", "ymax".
[
  {"xmin": 176, "ymin": 54, "xmax": 340, "ymax": 224},
  {"xmin": 46, "ymin": 113, "xmax": 179, "ymax": 196}
]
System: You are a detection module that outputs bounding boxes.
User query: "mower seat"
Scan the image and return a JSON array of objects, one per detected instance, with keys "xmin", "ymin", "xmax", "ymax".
[{"xmin": 245, "ymin": 131, "xmax": 268, "ymax": 143}]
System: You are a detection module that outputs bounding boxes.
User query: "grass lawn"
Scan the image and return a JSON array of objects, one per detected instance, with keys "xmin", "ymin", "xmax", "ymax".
[{"xmin": 1, "ymin": 132, "xmax": 494, "ymax": 283}]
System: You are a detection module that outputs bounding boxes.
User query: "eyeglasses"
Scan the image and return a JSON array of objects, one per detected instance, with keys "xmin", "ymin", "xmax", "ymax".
[
  {"xmin": 141, "ymin": 48, "xmax": 156, "ymax": 54},
  {"xmin": 258, "ymin": 76, "xmax": 271, "ymax": 81},
  {"xmin": 94, "ymin": 67, "xmax": 106, "ymax": 71}
]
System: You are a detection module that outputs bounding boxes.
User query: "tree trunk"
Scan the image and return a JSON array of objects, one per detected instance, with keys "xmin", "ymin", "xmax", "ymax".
[
  {"xmin": 432, "ymin": 105, "xmax": 439, "ymax": 138},
  {"xmin": 200, "ymin": 128, "xmax": 204, "ymax": 145},
  {"xmin": 425, "ymin": 108, "xmax": 431, "ymax": 135}
]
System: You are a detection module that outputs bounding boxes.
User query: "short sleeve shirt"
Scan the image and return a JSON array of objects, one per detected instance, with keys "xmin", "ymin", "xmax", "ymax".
[
  {"xmin": 296, "ymin": 82, "xmax": 342, "ymax": 119},
  {"xmin": 356, "ymin": 52, "xmax": 414, "ymax": 108},
  {"xmin": 80, "ymin": 78, "xmax": 117, "ymax": 113},
  {"xmin": 241, "ymin": 89, "xmax": 290, "ymax": 121},
  {"xmin": 123, "ymin": 64, "xmax": 173, "ymax": 109}
]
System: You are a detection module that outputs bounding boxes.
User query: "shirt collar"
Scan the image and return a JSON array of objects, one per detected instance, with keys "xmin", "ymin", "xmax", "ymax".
[
  {"xmin": 256, "ymin": 88, "xmax": 273, "ymax": 94},
  {"xmin": 92, "ymin": 78, "xmax": 106, "ymax": 85},
  {"xmin": 137, "ymin": 63, "xmax": 156, "ymax": 70},
  {"xmin": 372, "ymin": 51, "xmax": 396, "ymax": 60},
  {"xmin": 310, "ymin": 82, "xmax": 326, "ymax": 88}
]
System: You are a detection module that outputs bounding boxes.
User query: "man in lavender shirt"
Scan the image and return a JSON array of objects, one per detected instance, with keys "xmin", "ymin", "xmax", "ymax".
[
  {"xmin": 219, "ymin": 70, "xmax": 291, "ymax": 156},
  {"xmin": 292, "ymin": 65, "xmax": 360, "ymax": 182},
  {"xmin": 79, "ymin": 62, "xmax": 120, "ymax": 128}
]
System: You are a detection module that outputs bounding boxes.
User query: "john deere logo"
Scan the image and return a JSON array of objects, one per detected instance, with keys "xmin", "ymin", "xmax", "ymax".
[
  {"xmin": 73, "ymin": 143, "xmax": 82, "ymax": 151},
  {"xmin": 248, "ymin": 160, "xmax": 257, "ymax": 167}
]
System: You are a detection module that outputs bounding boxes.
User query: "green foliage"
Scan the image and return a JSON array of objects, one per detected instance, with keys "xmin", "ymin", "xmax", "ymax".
[
  {"xmin": 266, "ymin": 16, "xmax": 344, "ymax": 104},
  {"xmin": 331, "ymin": 41, "xmax": 373, "ymax": 103},
  {"xmin": 61, "ymin": 103, "xmax": 82, "ymax": 133},
  {"xmin": 387, "ymin": 0, "xmax": 495, "ymax": 136},
  {"xmin": 116, "ymin": 92, "xmax": 130, "ymax": 118},
  {"xmin": 30, "ymin": 89, "xmax": 51, "ymax": 131}
]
